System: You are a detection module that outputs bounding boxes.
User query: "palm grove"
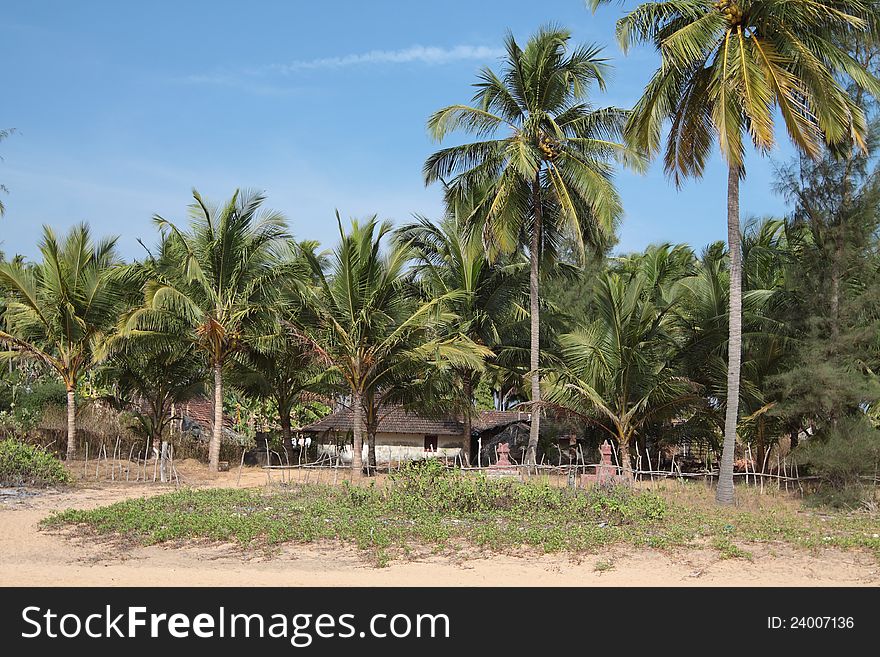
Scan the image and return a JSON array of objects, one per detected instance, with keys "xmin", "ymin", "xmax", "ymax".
[{"xmin": 2, "ymin": 8, "xmax": 880, "ymax": 505}]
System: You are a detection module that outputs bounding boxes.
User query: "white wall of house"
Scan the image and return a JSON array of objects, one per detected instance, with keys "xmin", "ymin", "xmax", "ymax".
[{"xmin": 316, "ymin": 431, "xmax": 467, "ymax": 464}]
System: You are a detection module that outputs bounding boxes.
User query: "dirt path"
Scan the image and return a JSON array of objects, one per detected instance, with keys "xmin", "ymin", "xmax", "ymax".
[{"xmin": 1, "ymin": 471, "xmax": 878, "ymax": 587}]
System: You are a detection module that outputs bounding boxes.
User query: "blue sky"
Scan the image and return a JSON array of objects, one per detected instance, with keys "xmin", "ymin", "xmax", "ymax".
[{"xmin": 1, "ymin": 0, "xmax": 795, "ymax": 261}]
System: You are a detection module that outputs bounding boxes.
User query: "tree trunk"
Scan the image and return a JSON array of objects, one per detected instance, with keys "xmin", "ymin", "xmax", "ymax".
[
  {"xmin": 462, "ymin": 375, "xmax": 473, "ymax": 466},
  {"xmin": 789, "ymin": 428, "xmax": 800, "ymax": 452},
  {"xmin": 830, "ymin": 240, "xmax": 842, "ymax": 343},
  {"xmin": 716, "ymin": 162, "xmax": 743, "ymax": 505},
  {"xmin": 525, "ymin": 174, "xmax": 543, "ymax": 466},
  {"xmin": 279, "ymin": 409, "xmax": 293, "ymax": 453},
  {"xmin": 152, "ymin": 434, "xmax": 161, "ymax": 478},
  {"xmin": 367, "ymin": 429, "xmax": 377, "ymax": 476},
  {"xmin": 351, "ymin": 391, "xmax": 364, "ymax": 478},
  {"xmin": 617, "ymin": 431, "xmax": 633, "ymax": 480},
  {"xmin": 65, "ymin": 387, "xmax": 76, "ymax": 461},
  {"xmin": 159, "ymin": 441, "xmax": 169, "ymax": 483},
  {"xmin": 756, "ymin": 418, "xmax": 765, "ymax": 475},
  {"xmin": 209, "ymin": 363, "xmax": 222, "ymax": 472}
]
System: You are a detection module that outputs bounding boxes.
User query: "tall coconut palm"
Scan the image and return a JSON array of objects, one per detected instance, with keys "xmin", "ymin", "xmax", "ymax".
[
  {"xmin": 125, "ymin": 189, "xmax": 290, "ymax": 472},
  {"xmin": 0, "ymin": 223, "xmax": 126, "ymax": 459},
  {"xmin": 589, "ymin": 0, "xmax": 880, "ymax": 503},
  {"xmin": 395, "ymin": 211, "xmax": 526, "ymax": 457},
  {"xmin": 425, "ymin": 26, "xmax": 642, "ymax": 465},
  {"xmin": 299, "ymin": 216, "xmax": 488, "ymax": 476},
  {"xmin": 101, "ymin": 340, "xmax": 207, "ymax": 481},
  {"xmin": 546, "ymin": 266, "xmax": 695, "ymax": 476}
]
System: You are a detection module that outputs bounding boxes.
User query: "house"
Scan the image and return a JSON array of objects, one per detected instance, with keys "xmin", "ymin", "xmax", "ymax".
[
  {"xmin": 176, "ymin": 397, "xmax": 237, "ymax": 439},
  {"xmin": 299, "ymin": 404, "xmax": 530, "ymax": 466}
]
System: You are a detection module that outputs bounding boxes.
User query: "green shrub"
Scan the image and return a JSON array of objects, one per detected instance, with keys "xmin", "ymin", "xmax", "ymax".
[
  {"xmin": 793, "ymin": 417, "xmax": 880, "ymax": 508},
  {"xmin": 0, "ymin": 438, "xmax": 72, "ymax": 487},
  {"xmin": 0, "ymin": 379, "xmax": 67, "ymax": 433},
  {"xmin": 385, "ymin": 459, "xmax": 667, "ymax": 522}
]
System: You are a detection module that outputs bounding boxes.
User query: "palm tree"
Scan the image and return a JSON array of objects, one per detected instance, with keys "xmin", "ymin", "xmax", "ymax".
[
  {"xmin": 677, "ymin": 222, "xmax": 790, "ymax": 470},
  {"xmin": 546, "ymin": 264, "xmax": 695, "ymax": 476},
  {"xmin": 299, "ymin": 216, "xmax": 488, "ymax": 476},
  {"xmin": 125, "ymin": 189, "xmax": 290, "ymax": 472},
  {"xmin": 101, "ymin": 340, "xmax": 206, "ymax": 481},
  {"xmin": 589, "ymin": 0, "xmax": 880, "ymax": 503},
  {"xmin": 0, "ymin": 223, "xmax": 126, "ymax": 459},
  {"xmin": 424, "ymin": 26, "xmax": 642, "ymax": 465},
  {"xmin": 228, "ymin": 240, "xmax": 324, "ymax": 452},
  {"xmin": 395, "ymin": 211, "xmax": 526, "ymax": 459}
]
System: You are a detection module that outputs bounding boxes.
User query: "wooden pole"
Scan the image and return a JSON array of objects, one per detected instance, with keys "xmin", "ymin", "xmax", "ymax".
[{"xmin": 237, "ymin": 448, "xmax": 246, "ymax": 487}]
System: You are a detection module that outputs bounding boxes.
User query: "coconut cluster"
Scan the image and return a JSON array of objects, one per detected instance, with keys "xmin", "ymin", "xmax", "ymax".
[
  {"xmin": 715, "ymin": 0, "xmax": 743, "ymax": 24},
  {"xmin": 538, "ymin": 134, "xmax": 561, "ymax": 160}
]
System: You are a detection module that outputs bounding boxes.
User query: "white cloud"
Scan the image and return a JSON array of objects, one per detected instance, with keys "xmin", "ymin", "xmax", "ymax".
[
  {"xmin": 271, "ymin": 44, "xmax": 505, "ymax": 72},
  {"xmin": 177, "ymin": 44, "xmax": 503, "ymax": 93}
]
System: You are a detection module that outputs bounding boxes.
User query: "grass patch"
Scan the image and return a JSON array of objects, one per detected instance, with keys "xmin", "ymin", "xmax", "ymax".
[
  {"xmin": 43, "ymin": 461, "xmax": 880, "ymax": 566},
  {"xmin": 0, "ymin": 438, "xmax": 71, "ymax": 487},
  {"xmin": 711, "ymin": 537, "xmax": 754, "ymax": 560},
  {"xmin": 593, "ymin": 559, "xmax": 614, "ymax": 572}
]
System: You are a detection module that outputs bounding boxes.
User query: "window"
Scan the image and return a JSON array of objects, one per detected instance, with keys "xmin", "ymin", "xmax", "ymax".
[{"xmin": 424, "ymin": 434, "xmax": 438, "ymax": 452}]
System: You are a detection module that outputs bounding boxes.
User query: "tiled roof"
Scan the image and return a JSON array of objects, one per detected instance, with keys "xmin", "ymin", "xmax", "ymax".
[
  {"xmin": 301, "ymin": 406, "xmax": 529, "ymax": 436},
  {"xmin": 472, "ymin": 409, "xmax": 531, "ymax": 432},
  {"xmin": 180, "ymin": 397, "xmax": 234, "ymax": 431}
]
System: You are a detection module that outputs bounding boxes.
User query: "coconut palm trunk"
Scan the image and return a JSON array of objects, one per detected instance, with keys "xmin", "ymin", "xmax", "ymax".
[
  {"xmin": 717, "ymin": 163, "xmax": 743, "ymax": 505},
  {"xmin": 279, "ymin": 408, "xmax": 293, "ymax": 453},
  {"xmin": 210, "ymin": 362, "xmax": 223, "ymax": 472},
  {"xmin": 617, "ymin": 429, "xmax": 633, "ymax": 479},
  {"xmin": 526, "ymin": 175, "xmax": 543, "ymax": 466},
  {"xmin": 66, "ymin": 387, "xmax": 76, "ymax": 461},
  {"xmin": 351, "ymin": 392, "xmax": 364, "ymax": 477},
  {"xmin": 367, "ymin": 423, "xmax": 378, "ymax": 476},
  {"xmin": 462, "ymin": 375, "xmax": 473, "ymax": 466}
]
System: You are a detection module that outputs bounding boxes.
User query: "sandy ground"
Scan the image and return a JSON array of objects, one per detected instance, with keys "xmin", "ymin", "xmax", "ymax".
[{"xmin": 1, "ymin": 460, "xmax": 878, "ymax": 587}]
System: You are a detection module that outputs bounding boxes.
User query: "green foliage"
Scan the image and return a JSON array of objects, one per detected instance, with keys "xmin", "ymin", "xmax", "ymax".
[
  {"xmin": 425, "ymin": 26, "xmax": 642, "ymax": 260},
  {"xmin": 0, "ymin": 223, "xmax": 130, "ymax": 457},
  {"xmin": 794, "ymin": 418, "xmax": 880, "ymax": 508},
  {"xmin": 298, "ymin": 216, "xmax": 489, "ymax": 471},
  {"xmin": 0, "ymin": 438, "xmax": 71, "ymax": 486},
  {"xmin": 395, "ymin": 211, "xmax": 527, "ymax": 422},
  {"xmin": 0, "ymin": 379, "xmax": 67, "ymax": 431},
  {"xmin": 591, "ymin": 0, "xmax": 880, "ymax": 176},
  {"xmin": 769, "ymin": 129, "xmax": 880, "ymax": 432},
  {"xmin": 0, "ymin": 224, "xmax": 128, "ymax": 386},
  {"xmin": 546, "ymin": 250, "xmax": 698, "ymax": 466},
  {"xmin": 125, "ymin": 189, "xmax": 295, "ymax": 468}
]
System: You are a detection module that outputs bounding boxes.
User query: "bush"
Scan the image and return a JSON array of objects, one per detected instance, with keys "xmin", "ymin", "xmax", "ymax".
[
  {"xmin": 0, "ymin": 438, "xmax": 72, "ymax": 487},
  {"xmin": 385, "ymin": 458, "xmax": 667, "ymax": 521},
  {"xmin": 793, "ymin": 417, "xmax": 880, "ymax": 508},
  {"xmin": 0, "ymin": 379, "xmax": 67, "ymax": 433}
]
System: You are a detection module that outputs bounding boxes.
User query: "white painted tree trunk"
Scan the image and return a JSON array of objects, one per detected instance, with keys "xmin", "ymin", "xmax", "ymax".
[
  {"xmin": 209, "ymin": 363, "xmax": 222, "ymax": 472},
  {"xmin": 66, "ymin": 388, "xmax": 76, "ymax": 461},
  {"xmin": 351, "ymin": 391, "xmax": 364, "ymax": 478}
]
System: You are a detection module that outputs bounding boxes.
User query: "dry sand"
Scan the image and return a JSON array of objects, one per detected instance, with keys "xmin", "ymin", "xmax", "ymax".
[{"xmin": 1, "ymin": 461, "xmax": 878, "ymax": 587}]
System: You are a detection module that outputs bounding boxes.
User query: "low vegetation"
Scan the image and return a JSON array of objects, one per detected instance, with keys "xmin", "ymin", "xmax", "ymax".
[
  {"xmin": 0, "ymin": 438, "xmax": 71, "ymax": 487},
  {"xmin": 44, "ymin": 463, "xmax": 880, "ymax": 566},
  {"xmin": 794, "ymin": 419, "xmax": 880, "ymax": 509}
]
